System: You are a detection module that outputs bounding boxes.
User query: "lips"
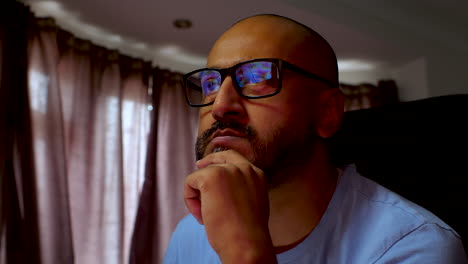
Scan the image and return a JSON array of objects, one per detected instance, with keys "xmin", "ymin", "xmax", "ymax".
[
  {"xmin": 207, "ymin": 129, "xmax": 249, "ymax": 153},
  {"xmin": 196, "ymin": 121, "xmax": 256, "ymax": 160},
  {"xmin": 212, "ymin": 128, "xmax": 247, "ymax": 140}
]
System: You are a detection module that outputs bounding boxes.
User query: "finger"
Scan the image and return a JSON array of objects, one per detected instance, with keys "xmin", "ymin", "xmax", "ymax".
[
  {"xmin": 184, "ymin": 175, "xmax": 204, "ymax": 225},
  {"xmin": 196, "ymin": 149, "xmax": 249, "ymax": 169}
]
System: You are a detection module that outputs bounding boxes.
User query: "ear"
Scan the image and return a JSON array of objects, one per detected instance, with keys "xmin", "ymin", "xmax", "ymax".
[{"xmin": 316, "ymin": 88, "xmax": 345, "ymax": 138}]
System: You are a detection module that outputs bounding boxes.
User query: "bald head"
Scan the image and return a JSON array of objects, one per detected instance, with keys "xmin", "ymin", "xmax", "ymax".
[{"xmin": 207, "ymin": 14, "xmax": 338, "ymax": 87}]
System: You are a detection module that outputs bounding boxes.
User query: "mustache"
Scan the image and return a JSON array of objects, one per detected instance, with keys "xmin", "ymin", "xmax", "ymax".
[
  {"xmin": 201, "ymin": 121, "xmax": 254, "ymax": 141},
  {"xmin": 195, "ymin": 121, "xmax": 256, "ymax": 160}
]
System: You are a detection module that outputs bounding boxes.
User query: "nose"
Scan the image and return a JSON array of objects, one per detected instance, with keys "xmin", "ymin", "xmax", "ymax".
[{"xmin": 211, "ymin": 76, "xmax": 247, "ymax": 123}]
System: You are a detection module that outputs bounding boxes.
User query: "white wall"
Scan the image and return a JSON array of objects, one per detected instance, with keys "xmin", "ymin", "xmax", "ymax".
[
  {"xmin": 339, "ymin": 69, "xmax": 391, "ymax": 86},
  {"xmin": 341, "ymin": 52, "xmax": 468, "ymax": 103},
  {"xmin": 283, "ymin": 0, "xmax": 468, "ymax": 102},
  {"xmin": 391, "ymin": 57, "xmax": 428, "ymax": 102},
  {"xmin": 426, "ymin": 51, "xmax": 468, "ymax": 97},
  {"xmin": 389, "ymin": 51, "xmax": 468, "ymax": 101},
  {"xmin": 152, "ymin": 53, "xmax": 203, "ymax": 74}
]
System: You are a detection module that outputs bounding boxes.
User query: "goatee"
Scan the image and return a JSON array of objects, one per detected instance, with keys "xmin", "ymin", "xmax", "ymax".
[
  {"xmin": 195, "ymin": 121, "xmax": 256, "ymax": 161},
  {"xmin": 195, "ymin": 120, "xmax": 320, "ymax": 190}
]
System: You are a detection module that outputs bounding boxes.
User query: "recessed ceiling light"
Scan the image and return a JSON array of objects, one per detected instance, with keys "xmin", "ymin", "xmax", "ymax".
[{"xmin": 173, "ymin": 19, "xmax": 192, "ymax": 29}]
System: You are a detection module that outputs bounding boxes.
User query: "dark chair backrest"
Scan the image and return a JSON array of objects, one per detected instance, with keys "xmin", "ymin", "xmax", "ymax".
[{"xmin": 329, "ymin": 94, "xmax": 468, "ymax": 252}]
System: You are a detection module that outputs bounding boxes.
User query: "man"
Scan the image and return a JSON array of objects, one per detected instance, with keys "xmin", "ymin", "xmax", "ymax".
[{"xmin": 164, "ymin": 14, "xmax": 467, "ymax": 263}]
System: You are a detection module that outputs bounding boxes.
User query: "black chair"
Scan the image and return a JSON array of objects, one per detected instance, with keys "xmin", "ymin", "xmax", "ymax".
[{"xmin": 329, "ymin": 94, "xmax": 468, "ymax": 252}]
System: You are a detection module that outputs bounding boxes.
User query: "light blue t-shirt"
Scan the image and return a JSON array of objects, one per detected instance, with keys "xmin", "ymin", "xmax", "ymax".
[{"xmin": 163, "ymin": 165, "xmax": 467, "ymax": 263}]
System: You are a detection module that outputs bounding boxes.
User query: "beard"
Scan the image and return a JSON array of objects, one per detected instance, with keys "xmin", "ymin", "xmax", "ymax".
[{"xmin": 195, "ymin": 120, "xmax": 320, "ymax": 189}]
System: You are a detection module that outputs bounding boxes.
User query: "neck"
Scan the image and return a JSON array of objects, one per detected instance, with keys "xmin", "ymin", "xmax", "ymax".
[{"xmin": 267, "ymin": 145, "xmax": 338, "ymax": 249}]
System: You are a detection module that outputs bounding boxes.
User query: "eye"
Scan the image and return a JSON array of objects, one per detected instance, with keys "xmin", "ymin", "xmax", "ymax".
[
  {"xmin": 200, "ymin": 71, "xmax": 221, "ymax": 96},
  {"xmin": 236, "ymin": 62, "xmax": 274, "ymax": 87},
  {"xmin": 202, "ymin": 78, "xmax": 220, "ymax": 95}
]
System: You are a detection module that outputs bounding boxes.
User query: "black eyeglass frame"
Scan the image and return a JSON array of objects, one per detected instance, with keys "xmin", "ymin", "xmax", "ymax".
[{"xmin": 183, "ymin": 58, "xmax": 336, "ymax": 107}]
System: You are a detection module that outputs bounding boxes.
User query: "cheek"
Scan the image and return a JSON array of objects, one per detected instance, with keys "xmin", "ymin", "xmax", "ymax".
[
  {"xmin": 269, "ymin": 99, "xmax": 319, "ymax": 138},
  {"xmin": 246, "ymin": 105, "xmax": 292, "ymax": 141},
  {"xmin": 197, "ymin": 109, "xmax": 213, "ymax": 135},
  {"xmin": 285, "ymin": 87, "xmax": 321, "ymax": 128},
  {"xmin": 251, "ymin": 116, "xmax": 283, "ymax": 137}
]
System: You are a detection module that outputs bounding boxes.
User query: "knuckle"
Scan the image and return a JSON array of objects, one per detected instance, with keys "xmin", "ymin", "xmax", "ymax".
[
  {"xmin": 226, "ymin": 149, "xmax": 239, "ymax": 156},
  {"xmin": 198, "ymin": 166, "xmax": 228, "ymax": 192},
  {"xmin": 237, "ymin": 162, "xmax": 253, "ymax": 173},
  {"xmin": 242, "ymin": 163, "xmax": 263, "ymax": 176},
  {"xmin": 210, "ymin": 165, "xmax": 228, "ymax": 176}
]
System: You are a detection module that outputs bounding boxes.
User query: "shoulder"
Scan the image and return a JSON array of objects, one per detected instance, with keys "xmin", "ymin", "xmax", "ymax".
[
  {"xmin": 374, "ymin": 222, "xmax": 467, "ymax": 263},
  {"xmin": 343, "ymin": 164, "xmax": 457, "ymax": 232},
  {"xmin": 340, "ymin": 165, "xmax": 466, "ymax": 262}
]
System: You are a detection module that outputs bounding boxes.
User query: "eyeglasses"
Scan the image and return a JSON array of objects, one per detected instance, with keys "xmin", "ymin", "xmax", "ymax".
[{"xmin": 183, "ymin": 58, "xmax": 335, "ymax": 107}]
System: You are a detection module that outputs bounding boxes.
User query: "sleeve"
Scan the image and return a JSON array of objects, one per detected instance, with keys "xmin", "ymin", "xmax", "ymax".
[{"xmin": 375, "ymin": 223, "xmax": 468, "ymax": 264}]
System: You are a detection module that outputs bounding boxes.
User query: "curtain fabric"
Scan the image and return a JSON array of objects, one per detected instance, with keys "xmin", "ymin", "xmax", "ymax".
[
  {"xmin": 26, "ymin": 17, "xmax": 75, "ymax": 264},
  {"xmin": 0, "ymin": 2, "xmax": 41, "ymax": 263},
  {"xmin": 51, "ymin": 28, "xmax": 152, "ymax": 264},
  {"xmin": 0, "ymin": 2, "xmax": 172, "ymax": 262},
  {"xmin": 130, "ymin": 70, "xmax": 198, "ymax": 264},
  {"xmin": 340, "ymin": 80, "xmax": 399, "ymax": 111},
  {"xmin": 155, "ymin": 73, "xmax": 198, "ymax": 263}
]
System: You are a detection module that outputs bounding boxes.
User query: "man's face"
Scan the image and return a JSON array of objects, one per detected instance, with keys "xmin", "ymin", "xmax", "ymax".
[{"xmin": 195, "ymin": 18, "xmax": 328, "ymax": 186}]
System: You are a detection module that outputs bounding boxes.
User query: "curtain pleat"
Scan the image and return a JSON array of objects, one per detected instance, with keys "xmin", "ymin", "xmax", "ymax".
[
  {"xmin": 340, "ymin": 80, "xmax": 399, "ymax": 111},
  {"xmin": 154, "ymin": 72, "xmax": 198, "ymax": 263},
  {"xmin": 1, "ymin": 3, "xmax": 164, "ymax": 262},
  {"xmin": 27, "ymin": 17, "xmax": 75, "ymax": 264},
  {"xmin": 0, "ymin": 2, "xmax": 42, "ymax": 263},
  {"xmin": 128, "ymin": 69, "xmax": 162, "ymax": 264},
  {"xmin": 129, "ymin": 69, "xmax": 198, "ymax": 264}
]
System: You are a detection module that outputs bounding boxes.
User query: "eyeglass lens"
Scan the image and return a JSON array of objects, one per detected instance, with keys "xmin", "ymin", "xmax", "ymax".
[{"xmin": 186, "ymin": 61, "xmax": 280, "ymax": 105}]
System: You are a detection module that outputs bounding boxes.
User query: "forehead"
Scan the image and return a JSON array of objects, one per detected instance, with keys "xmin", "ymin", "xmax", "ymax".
[
  {"xmin": 206, "ymin": 16, "xmax": 336, "ymax": 82},
  {"xmin": 207, "ymin": 18, "xmax": 305, "ymax": 68}
]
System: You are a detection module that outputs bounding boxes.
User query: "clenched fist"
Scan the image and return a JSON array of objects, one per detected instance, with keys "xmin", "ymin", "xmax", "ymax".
[{"xmin": 184, "ymin": 150, "xmax": 277, "ymax": 264}]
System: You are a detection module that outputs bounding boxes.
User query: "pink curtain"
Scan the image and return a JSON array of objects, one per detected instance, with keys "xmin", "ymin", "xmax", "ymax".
[
  {"xmin": 1, "ymin": 2, "xmax": 41, "ymax": 263},
  {"xmin": 2, "ymin": 2, "xmax": 199, "ymax": 263},
  {"xmin": 155, "ymin": 71, "xmax": 198, "ymax": 262},
  {"xmin": 28, "ymin": 20, "xmax": 153, "ymax": 264},
  {"xmin": 130, "ymin": 70, "xmax": 198, "ymax": 264},
  {"xmin": 0, "ymin": 3, "xmax": 163, "ymax": 261},
  {"xmin": 340, "ymin": 80, "xmax": 399, "ymax": 111}
]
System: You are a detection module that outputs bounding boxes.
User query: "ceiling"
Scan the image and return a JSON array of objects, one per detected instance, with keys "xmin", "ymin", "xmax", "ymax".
[{"xmin": 24, "ymin": 0, "xmax": 468, "ymax": 76}]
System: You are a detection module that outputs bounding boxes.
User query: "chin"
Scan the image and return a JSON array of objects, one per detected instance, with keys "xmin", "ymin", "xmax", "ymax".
[
  {"xmin": 211, "ymin": 146, "xmax": 230, "ymax": 153},
  {"xmin": 206, "ymin": 143, "xmax": 256, "ymax": 161}
]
